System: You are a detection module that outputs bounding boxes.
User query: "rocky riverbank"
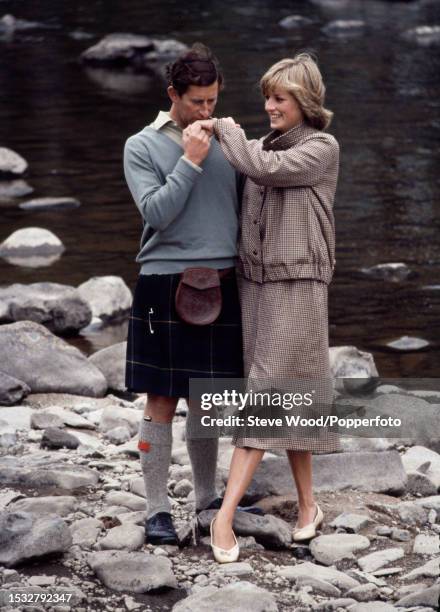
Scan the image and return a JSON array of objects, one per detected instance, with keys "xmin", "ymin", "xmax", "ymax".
[{"xmin": 0, "ymin": 376, "xmax": 439, "ymax": 611}]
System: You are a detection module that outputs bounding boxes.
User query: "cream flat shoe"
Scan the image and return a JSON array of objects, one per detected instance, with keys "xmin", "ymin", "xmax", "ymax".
[
  {"xmin": 292, "ymin": 503, "xmax": 324, "ymax": 542},
  {"xmin": 210, "ymin": 517, "xmax": 239, "ymax": 563}
]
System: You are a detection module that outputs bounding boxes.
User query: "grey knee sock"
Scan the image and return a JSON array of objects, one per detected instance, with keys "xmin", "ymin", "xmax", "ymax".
[
  {"xmin": 186, "ymin": 409, "xmax": 218, "ymax": 511},
  {"xmin": 138, "ymin": 417, "xmax": 172, "ymax": 519}
]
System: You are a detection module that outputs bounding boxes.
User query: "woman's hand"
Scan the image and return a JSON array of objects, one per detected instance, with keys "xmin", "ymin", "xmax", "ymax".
[
  {"xmin": 194, "ymin": 119, "xmax": 215, "ymax": 134},
  {"xmin": 221, "ymin": 117, "xmax": 240, "ymax": 128}
]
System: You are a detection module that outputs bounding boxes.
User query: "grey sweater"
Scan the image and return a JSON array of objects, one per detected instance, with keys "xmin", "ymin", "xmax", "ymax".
[{"xmin": 124, "ymin": 124, "xmax": 241, "ymax": 275}]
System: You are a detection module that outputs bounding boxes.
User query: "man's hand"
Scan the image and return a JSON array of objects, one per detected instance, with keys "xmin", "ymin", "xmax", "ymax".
[
  {"xmin": 182, "ymin": 123, "xmax": 211, "ymax": 166},
  {"xmin": 195, "ymin": 119, "xmax": 215, "ymax": 134}
]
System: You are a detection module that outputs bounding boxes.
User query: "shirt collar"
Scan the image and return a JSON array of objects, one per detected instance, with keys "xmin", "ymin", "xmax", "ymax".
[{"xmin": 150, "ymin": 110, "xmax": 181, "ymax": 132}]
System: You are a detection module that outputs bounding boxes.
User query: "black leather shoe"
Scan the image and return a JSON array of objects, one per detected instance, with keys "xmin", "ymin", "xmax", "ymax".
[
  {"xmin": 196, "ymin": 497, "xmax": 264, "ymax": 516},
  {"xmin": 145, "ymin": 512, "xmax": 178, "ymax": 545}
]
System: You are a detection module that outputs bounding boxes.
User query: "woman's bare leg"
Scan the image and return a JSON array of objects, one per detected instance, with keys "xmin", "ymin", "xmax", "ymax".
[
  {"xmin": 286, "ymin": 450, "xmax": 318, "ymax": 527},
  {"xmin": 212, "ymin": 446, "xmax": 265, "ymax": 549}
]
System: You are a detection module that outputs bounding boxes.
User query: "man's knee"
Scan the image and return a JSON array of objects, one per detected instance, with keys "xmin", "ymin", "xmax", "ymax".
[{"xmin": 145, "ymin": 394, "xmax": 178, "ymax": 422}]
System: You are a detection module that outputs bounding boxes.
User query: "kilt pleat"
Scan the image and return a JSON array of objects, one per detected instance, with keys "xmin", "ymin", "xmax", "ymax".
[{"xmin": 125, "ymin": 272, "xmax": 243, "ymax": 398}]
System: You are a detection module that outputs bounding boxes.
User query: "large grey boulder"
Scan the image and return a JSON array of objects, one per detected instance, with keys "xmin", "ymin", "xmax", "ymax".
[
  {"xmin": 0, "ymin": 147, "xmax": 28, "ymax": 176},
  {"xmin": 0, "ymin": 453, "xmax": 99, "ymax": 489},
  {"xmin": 88, "ymin": 550, "xmax": 177, "ymax": 592},
  {"xmin": 245, "ymin": 451, "xmax": 406, "ymax": 501},
  {"xmin": 89, "ymin": 342, "xmax": 127, "ymax": 391},
  {"xmin": 0, "ymin": 510, "xmax": 72, "ymax": 567},
  {"xmin": 77, "ymin": 276, "xmax": 132, "ymax": 323},
  {"xmin": 80, "ymin": 33, "xmax": 187, "ymax": 70},
  {"xmin": 19, "ymin": 196, "xmax": 80, "ymax": 211},
  {"xmin": 172, "ymin": 581, "xmax": 278, "ymax": 612},
  {"xmin": 198, "ymin": 509, "xmax": 292, "ymax": 549},
  {"xmin": 0, "ymin": 371, "xmax": 30, "ymax": 406},
  {"xmin": 0, "ymin": 321, "xmax": 107, "ymax": 396},
  {"xmin": 329, "ymin": 346, "xmax": 378, "ymax": 378},
  {"xmin": 386, "ymin": 335, "xmax": 429, "ymax": 351},
  {"xmin": 0, "ymin": 283, "xmax": 92, "ymax": 333}
]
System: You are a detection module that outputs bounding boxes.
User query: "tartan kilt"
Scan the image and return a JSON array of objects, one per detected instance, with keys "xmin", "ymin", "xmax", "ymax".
[
  {"xmin": 125, "ymin": 271, "xmax": 243, "ymax": 398},
  {"xmin": 234, "ymin": 276, "xmax": 340, "ymax": 453}
]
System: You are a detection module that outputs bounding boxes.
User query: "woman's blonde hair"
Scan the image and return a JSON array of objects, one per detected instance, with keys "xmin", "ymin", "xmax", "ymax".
[{"xmin": 260, "ymin": 53, "xmax": 333, "ymax": 130}]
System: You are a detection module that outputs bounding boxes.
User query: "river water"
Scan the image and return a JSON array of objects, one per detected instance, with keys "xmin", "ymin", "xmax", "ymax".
[{"xmin": 1, "ymin": 0, "xmax": 439, "ymax": 377}]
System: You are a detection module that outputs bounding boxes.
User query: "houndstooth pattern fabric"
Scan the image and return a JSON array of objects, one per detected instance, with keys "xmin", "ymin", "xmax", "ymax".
[
  {"xmin": 233, "ymin": 276, "xmax": 340, "ymax": 452},
  {"xmin": 214, "ymin": 119, "xmax": 339, "ymax": 285}
]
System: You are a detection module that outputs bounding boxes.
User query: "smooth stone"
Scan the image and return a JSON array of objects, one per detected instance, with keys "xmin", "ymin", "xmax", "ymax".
[
  {"xmin": 329, "ymin": 513, "xmax": 373, "ymax": 533},
  {"xmin": 314, "ymin": 599, "xmax": 357, "ymax": 611},
  {"xmin": 413, "ymin": 534, "xmax": 439, "ymax": 555},
  {"xmin": 40, "ymin": 427, "xmax": 80, "ymax": 450},
  {"xmin": 0, "ymin": 147, "xmax": 28, "ymax": 176},
  {"xmin": 173, "ymin": 479, "xmax": 193, "ymax": 498},
  {"xmin": 27, "ymin": 575, "xmax": 56, "ymax": 586},
  {"xmin": 345, "ymin": 582, "xmax": 380, "ymax": 602},
  {"xmin": 391, "ymin": 528, "xmax": 411, "ymax": 542},
  {"xmin": 117, "ymin": 510, "xmax": 148, "ymax": 526},
  {"xmin": 214, "ymin": 562, "xmax": 253, "ymax": 577},
  {"xmin": 279, "ymin": 15, "xmax": 313, "ymax": 29},
  {"xmin": 39, "ymin": 405, "xmax": 96, "ymax": 429},
  {"xmin": 70, "ymin": 517, "xmax": 102, "ymax": 547},
  {"xmin": 88, "ymin": 550, "xmax": 177, "ymax": 592},
  {"xmin": 345, "ymin": 603, "xmax": 396, "ymax": 612},
  {"xmin": 386, "ymin": 336, "xmax": 429, "ymax": 351},
  {"xmin": 403, "ymin": 25, "xmax": 440, "ymax": 46},
  {"xmin": 0, "ymin": 321, "xmax": 107, "ymax": 397},
  {"xmin": 310, "ymin": 534, "xmax": 370, "ymax": 565},
  {"xmin": 105, "ymin": 491, "xmax": 146, "ymax": 512},
  {"xmin": 31, "ymin": 411, "xmax": 65, "ymax": 430},
  {"xmin": 0, "ymin": 371, "xmax": 30, "ymax": 406},
  {"xmin": 104, "ymin": 425, "xmax": 131, "ymax": 445},
  {"xmin": 375, "ymin": 384, "xmax": 402, "ymax": 395},
  {"xmin": 322, "ymin": 19, "xmax": 366, "ymax": 37},
  {"xmin": 19, "ymin": 197, "xmax": 80, "ymax": 211},
  {"xmin": 77, "ymin": 276, "xmax": 132, "ymax": 322},
  {"xmin": 0, "ymin": 283, "xmax": 92, "ymax": 334},
  {"xmin": 402, "ymin": 446, "xmax": 440, "ymax": 490},
  {"xmin": 0, "ymin": 510, "xmax": 72, "ymax": 567},
  {"xmin": 0, "ymin": 405, "xmax": 31, "ymax": 430},
  {"xmin": 369, "ymin": 500, "xmax": 428, "ymax": 526},
  {"xmin": 172, "ymin": 581, "xmax": 277, "ymax": 612},
  {"xmin": 0, "ymin": 179, "xmax": 33, "ymax": 200},
  {"xmin": 406, "ymin": 471, "xmax": 437, "ymax": 497},
  {"xmin": 7, "ymin": 495, "xmax": 77, "ymax": 517},
  {"xmin": 277, "ymin": 561, "xmax": 359, "ymax": 591},
  {"xmin": 415, "ymin": 495, "xmax": 440, "ymax": 511},
  {"xmin": 0, "ymin": 452, "xmax": 99, "ymax": 489},
  {"xmin": 329, "ymin": 345, "xmax": 378, "ymax": 378},
  {"xmin": 129, "ymin": 477, "xmax": 146, "ymax": 498},
  {"xmin": 198, "ymin": 509, "xmax": 292, "ymax": 549},
  {"xmin": 402, "ymin": 557, "xmax": 439, "ymax": 580},
  {"xmin": 88, "ymin": 342, "xmax": 127, "ymax": 391},
  {"xmin": 0, "ymin": 419, "xmax": 16, "ymax": 448},
  {"xmin": 99, "ymin": 405, "xmax": 140, "ymax": 437},
  {"xmin": 0, "ymin": 227, "xmax": 64, "ymax": 256},
  {"xmin": 361, "ymin": 262, "xmax": 413, "ymax": 282},
  {"xmin": 396, "ymin": 583, "xmax": 440, "ymax": 608},
  {"xmin": 357, "ymin": 547, "xmax": 405, "ymax": 572},
  {"xmin": 295, "ymin": 575, "xmax": 341, "ymax": 596},
  {"xmin": 98, "ymin": 524, "xmax": 144, "ymax": 551}
]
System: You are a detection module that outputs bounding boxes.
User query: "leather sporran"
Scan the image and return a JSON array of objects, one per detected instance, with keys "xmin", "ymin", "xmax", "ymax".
[{"xmin": 175, "ymin": 267, "xmax": 222, "ymax": 325}]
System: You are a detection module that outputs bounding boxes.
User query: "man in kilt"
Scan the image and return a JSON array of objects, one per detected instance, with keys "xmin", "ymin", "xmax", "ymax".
[{"xmin": 123, "ymin": 43, "xmax": 259, "ymax": 545}]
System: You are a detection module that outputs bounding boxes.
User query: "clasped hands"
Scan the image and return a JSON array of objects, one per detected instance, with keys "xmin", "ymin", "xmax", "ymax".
[{"xmin": 182, "ymin": 117, "xmax": 239, "ymax": 166}]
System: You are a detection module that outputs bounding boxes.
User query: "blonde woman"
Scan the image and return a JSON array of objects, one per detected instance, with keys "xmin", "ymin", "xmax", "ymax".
[{"xmin": 194, "ymin": 53, "xmax": 340, "ymax": 563}]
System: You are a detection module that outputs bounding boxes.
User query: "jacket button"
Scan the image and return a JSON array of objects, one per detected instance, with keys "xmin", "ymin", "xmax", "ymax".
[
  {"xmin": 252, "ymin": 250, "xmax": 258, "ymax": 256},
  {"xmin": 253, "ymin": 219, "xmax": 258, "ymax": 224}
]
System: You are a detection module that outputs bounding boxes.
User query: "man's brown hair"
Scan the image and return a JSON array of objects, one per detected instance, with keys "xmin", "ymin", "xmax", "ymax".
[{"xmin": 166, "ymin": 42, "xmax": 223, "ymax": 96}]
